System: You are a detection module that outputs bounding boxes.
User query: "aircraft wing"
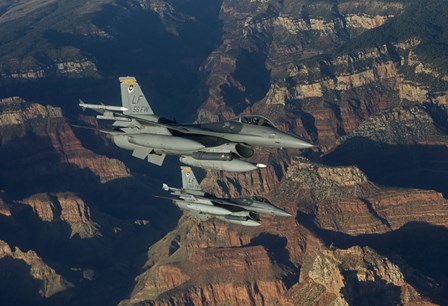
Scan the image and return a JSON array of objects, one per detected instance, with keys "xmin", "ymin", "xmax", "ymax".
[
  {"xmin": 71, "ymin": 124, "xmax": 124, "ymax": 135},
  {"xmin": 113, "ymin": 114, "xmax": 218, "ymax": 136},
  {"xmin": 210, "ymin": 198, "xmax": 245, "ymax": 208},
  {"xmin": 179, "ymin": 194, "xmax": 198, "ymax": 201}
]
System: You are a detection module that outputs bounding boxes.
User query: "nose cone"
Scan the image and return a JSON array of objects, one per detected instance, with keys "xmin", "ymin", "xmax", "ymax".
[
  {"xmin": 282, "ymin": 133, "xmax": 315, "ymax": 149},
  {"xmin": 272, "ymin": 207, "xmax": 293, "ymax": 217}
]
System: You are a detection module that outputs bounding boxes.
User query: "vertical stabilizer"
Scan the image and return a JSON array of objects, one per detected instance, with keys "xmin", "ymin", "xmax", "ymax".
[
  {"xmin": 119, "ymin": 76, "xmax": 154, "ymax": 116},
  {"xmin": 181, "ymin": 166, "xmax": 201, "ymax": 191}
]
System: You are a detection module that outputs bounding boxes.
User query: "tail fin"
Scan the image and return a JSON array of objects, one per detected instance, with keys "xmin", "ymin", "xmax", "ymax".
[
  {"xmin": 181, "ymin": 166, "xmax": 201, "ymax": 191},
  {"xmin": 119, "ymin": 76, "xmax": 154, "ymax": 116}
]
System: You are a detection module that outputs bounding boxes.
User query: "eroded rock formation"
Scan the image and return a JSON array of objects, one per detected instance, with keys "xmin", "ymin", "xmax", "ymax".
[
  {"xmin": 0, "ymin": 96, "xmax": 130, "ymax": 185},
  {"xmin": 0, "ymin": 239, "xmax": 72, "ymax": 302},
  {"xmin": 0, "ymin": 0, "xmax": 447, "ymax": 305}
]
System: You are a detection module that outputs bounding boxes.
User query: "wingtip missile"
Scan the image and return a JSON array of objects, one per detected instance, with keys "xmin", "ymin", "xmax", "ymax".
[{"xmin": 78, "ymin": 101, "xmax": 129, "ymax": 112}]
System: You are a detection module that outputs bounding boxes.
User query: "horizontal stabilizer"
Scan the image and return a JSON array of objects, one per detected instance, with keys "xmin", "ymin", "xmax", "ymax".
[
  {"xmin": 147, "ymin": 153, "xmax": 166, "ymax": 166},
  {"xmin": 132, "ymin": 147, "xmax": 152, "ymax": 159}
]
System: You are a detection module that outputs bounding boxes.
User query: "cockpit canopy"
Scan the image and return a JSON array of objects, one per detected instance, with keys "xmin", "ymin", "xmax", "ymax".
[
  {"xmin": 230, "ymin": 196, "xmax": 272, "ymax": 206},
  {"xmin": 251, "ymin": 195, "xmax": 272, "ymax": 204},
  {"xmin": 235, "ymin": 115, "xmax": 277, "ymax": 128}
]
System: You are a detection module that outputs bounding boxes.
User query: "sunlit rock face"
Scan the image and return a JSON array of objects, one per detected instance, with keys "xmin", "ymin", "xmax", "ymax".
[
  {"xmin": 197, "ymin": 0, "xmax": 447, "ymax": 154},
  {"xmin": 0, "ymin": 239, "xmax": 73, "ymax": 303},
  {"xmin": 0, "ymin": 96, "xmax": 130, "ymax": 186},
  {"xmin": 276, "ymin": 158, "xmax": 448, "ymax": 235},
  {"xmin": 19, "ymin": 192, "xmax": 100, "ymax": 238},
  {"xmin": 288, "ymin": 243, "xmax": 434, "ymax": 306},
  {"xmin": 0, "ymin": 0, "xmax": 448, "ymax": 305}
]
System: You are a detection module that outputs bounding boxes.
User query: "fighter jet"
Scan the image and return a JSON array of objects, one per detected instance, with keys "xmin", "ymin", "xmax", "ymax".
[
  {"xmin": 160, "ymin": 166, "xmax": 292, "ymax": 226},
  {"xmin": 79, "ymin": 76, "xmax": 314, "ymax": 172}
]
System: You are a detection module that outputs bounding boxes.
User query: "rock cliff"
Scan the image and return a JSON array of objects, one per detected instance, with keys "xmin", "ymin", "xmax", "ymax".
[
  {"xmin": 1, "ymin": 0, "xmax": 448, "ymax": 305},
  {"xmin": 197, "ymin": 0, "xmax": 448, "ymax": 153},
  {"xmin": 0, "ymin": 0, "xmax": 114, "ymax": 78},
  {"xmin": 323, "ymin": 104, "xmax": 448, "ymax": 196},
  {"xmin": 120, "ymin": 150, "xmax": 448, "ymax": 304},
  {"xmin": 0, "ymin": 96, "xmax": 130, "ymax": 186},
  {"xmin": 120, "ymin": 1, "xmax": 448, "ymax": 304},
  {"xmin": 277, "ymin": 158, "xmax": 448, "ymax": 235},
  {"xmin": 121, "ymin": 216, "xmax": 288, "ymax": 305},
  {"xmin": 286, "ymin": 242, "xmax": 433, "ymax": 305},
  {"xmin": 19, "ymin": 192, "xmax": 100, "ymax": 239},
  {"xmin": 0, "ymin": 197, "xmax": 11, "ymax": 216},
  {"xmin": 0, "ymin": 95, "xmax": 177, "ymax": 304},
  {"xmin": 0, "ymin": 239, "xmax": 72, "ymax": 303}
]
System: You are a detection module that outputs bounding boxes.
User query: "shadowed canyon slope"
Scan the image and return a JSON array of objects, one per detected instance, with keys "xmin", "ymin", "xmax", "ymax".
[
  {"xmin": 0, "ymin": 0, "xmax": 448, "ymax": 305},
  {"xmin": 0, "ymin": 97, "xmax": 181, "ymax": 305}
]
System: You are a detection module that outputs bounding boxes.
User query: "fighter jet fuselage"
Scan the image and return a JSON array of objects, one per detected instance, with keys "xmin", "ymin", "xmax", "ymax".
[
  {"xmin": 161, "ymin": 167, "xmax": 292, "ymax": 226},
  {"xmin": 79, "ymin": 76, "xmax": 315, "ymax": 172}
]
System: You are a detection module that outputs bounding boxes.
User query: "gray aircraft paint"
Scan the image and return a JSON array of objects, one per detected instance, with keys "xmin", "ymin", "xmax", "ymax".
[
  {"xmin": 79, "ymin": 76, "xmax": 315, "ymax": 172},
  {"xmin": 181, "ymin": 166, "xmax": 201, "ymax": 191},
  {"xmin": 161, "ymin": 167, "xmax": 292, "ymax": 226},
  {"xmin": 119, "ymin": 76, "xmax": 154, "ymax": 116}
]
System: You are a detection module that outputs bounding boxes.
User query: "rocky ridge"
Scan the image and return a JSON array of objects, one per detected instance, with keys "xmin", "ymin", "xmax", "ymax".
[
  {"xmin": 0, "ymin": 59, "xmax": 99, "ymax": 79},
  {"xmin": 197, "ymin": 0, "xmax": 406, "ymax": 121},
  {"xmin": 0, "ymin": 0, "xmax": 447, "ymax": 304},
  {"xmin": 122, "ymin": 154, "xmax": 446, "ymax": 304},
  {"xmin": 0, "ymin": 239, "xmax": 72, "ymax": 300},
  {"xmin": 122, "ymin": 98, "xmax": 448, "ymax": 303},
  {"xmin": 333, "ymin": 104, "xmax": 448, "ymax": 145},
  {"xmin": 18, "ymin": 192, "xmax": 100, "ymax": 239},
  {"xmin": 0, "ymin": 96, "xmax": 130, "ymax": 184},
  {"xmin": 0, "ymin": 95, "xmax": 178, "ymax": 305},
  {"xmin": 288, "ymin": 242, "xmax": 433, "ymax": 305},
  {"xmin": 120, "ymin": 103, "xmax": 448, "ymax": 303},
  {"xmin": 196, "ymin": 0, "xmax": 448, "ymax": 155},
  {"xmin": 278, "ymin": 158, "xmax": 448, "ymax": 235},
  {"xmin": 0, "ymin": 0, "xmax": 118, "ymax": 77},
  {"xmin": 322, "ymin": 103, "xmax": 448, "ymax": 197},
  {"xmin": 0, "ymin": 197, "xmax": 11, "ymax": 216}
]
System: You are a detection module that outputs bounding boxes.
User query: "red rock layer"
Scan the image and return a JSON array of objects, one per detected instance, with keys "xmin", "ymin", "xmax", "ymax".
[
  {"xmin": 18, "ymin": 192, "xmax": 99, "ymax": 238},
  {"xmin": 0, "ymin": 97, "xmax": 130, "ymax": 183}
]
